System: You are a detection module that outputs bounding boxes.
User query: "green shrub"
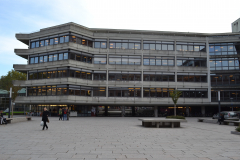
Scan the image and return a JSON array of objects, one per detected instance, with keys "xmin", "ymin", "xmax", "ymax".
[
  {"xmin": 236, "ymin": 126, "xmax": 240, "ymax": 132},
  {"xmin": 166, "ymin": 115, "xmax": 185, "ymax": 119}
]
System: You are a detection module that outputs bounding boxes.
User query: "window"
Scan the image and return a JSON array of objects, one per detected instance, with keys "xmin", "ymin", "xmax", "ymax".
[
  {"xmin": 108, "ymin": 87, "xmax": 141, "ymax": 97},
  {"xmin": 177, "ymin": 74, "xmax": 207, "ymax": 83},
  {"xmin": 143, "ymin": 88, "xmax": 174, "ymax": 97},
  {"xmin": 143, "ymin": 56, "xmax": 175, "ymax": 66},
  {"xmin": 143, "ymin": 41, "xmax": 174, "ymax": 50},
  {"xmin": 94, "ymin": 39, "xmax": 107, "ymax": 48},
  {"xmin": 177, "ymin": 42, "xmax": 206, "ymax": 52},
  {"xmin": 209, "ymin": 42, "xmax": 239, "ymax": 56},
  {"xmin": 109, "ymin": 55, "xmax": 141, "ymax": 65},
  {"xmin": 210, "ymin": 58, "xmax": 239, "ymax": 71},
  {"xmin": 109, "ymin": 40, "xmax": 141, "ymax": 50},
  {"xmin": 177, "ymin": 57, "xmax": 207, "ymax": 67},
  {"xmin": 143, "ymin": 72, "xmax": 174, "ymax": 82},
  {"xmin": 179, "ymin": 88, "xmax": 208, "ymax": 98},
  {"xmin": 108, "ymin": 71, "xmax": 141, "ymax": 81}
]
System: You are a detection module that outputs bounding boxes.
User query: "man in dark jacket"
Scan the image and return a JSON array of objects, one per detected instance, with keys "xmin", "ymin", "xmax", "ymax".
[
  {"xmin": 42, "ymin": 107, "xmax": 49, "ymax": 130},
  {"xmin": 218, "ymin": 114, "xmax": 225, "ymax": 125}
]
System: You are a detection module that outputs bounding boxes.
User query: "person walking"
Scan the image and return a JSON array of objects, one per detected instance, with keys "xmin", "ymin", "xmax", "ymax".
[
  {"xmin": 67, "ymin": 107, "xmax": 70, "ymax": 121},
  {"xmin": 59, "ymin": 108, "xmax": 62, "ymax": 121},
  {"xmin": 62, "ymin": 107, "xmax": 67, "ymax": 121},
  {"xmin": 42, "ymin": 107, "xmax": 49, "ymax": 130}
]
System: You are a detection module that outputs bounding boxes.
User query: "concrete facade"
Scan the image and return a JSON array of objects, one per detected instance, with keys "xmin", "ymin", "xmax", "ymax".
[{"xmin": 13, "ymin": 22, "xmax": 240, "ymax": 116}]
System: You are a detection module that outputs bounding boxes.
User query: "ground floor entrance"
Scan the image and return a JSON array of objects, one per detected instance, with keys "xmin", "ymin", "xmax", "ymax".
[{"xmin": 27, "ymin": 104, "xmax": 240, "ymax": 117}]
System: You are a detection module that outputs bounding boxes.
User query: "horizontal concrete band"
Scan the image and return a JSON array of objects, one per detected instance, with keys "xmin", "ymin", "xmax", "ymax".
[
  {"xmin": 13, "ymin": 78, "xmax": 208, "ymax": 88},
  {"xmin": 14, "ymin": 95, "xmax": 237, "ymax": 106}
]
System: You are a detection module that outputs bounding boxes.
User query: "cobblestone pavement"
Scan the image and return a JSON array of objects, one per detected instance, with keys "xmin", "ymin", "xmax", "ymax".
[{"xmin": 0, "ymin": 117, "xmax": 240, "ymax": 160}]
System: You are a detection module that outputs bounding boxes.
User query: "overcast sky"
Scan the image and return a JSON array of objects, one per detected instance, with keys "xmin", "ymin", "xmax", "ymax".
[{"xmin": 0, "ymin": 0, "xmax": 240, "ymax": 76}]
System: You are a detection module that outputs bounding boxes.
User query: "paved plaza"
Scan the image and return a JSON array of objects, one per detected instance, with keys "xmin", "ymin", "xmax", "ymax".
[{"xmin": 0, "ymin": 117, "xmax": 240, "ymax": 160}]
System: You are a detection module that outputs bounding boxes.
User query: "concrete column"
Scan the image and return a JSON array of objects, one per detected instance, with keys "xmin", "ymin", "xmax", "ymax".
[
  {"xmin": 154, "ymin": 106, "xmax": 158, "ymax": 117},
  {"xmin": 105, "ymin": 106, "xmax": 108, "ymax": 117},
  {"xmin": 201, "ymin": 106, "xmax": 205, "ymax": 116},
  {"xmin": 132, "ymin": 106, "xmax": 135, "ymax": 117},
  {"xmin": 122, "ymin": 106, "xmax": 125, "ymax": 117},
  {"xmin": 186, "ymin": 106, "xmax": 190, "ymax": 117}
]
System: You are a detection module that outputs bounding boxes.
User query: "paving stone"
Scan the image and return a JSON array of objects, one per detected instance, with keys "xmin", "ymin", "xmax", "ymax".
[{"xmin": 1, "ymin": 117, "xmax": 240, "ymax": 159}]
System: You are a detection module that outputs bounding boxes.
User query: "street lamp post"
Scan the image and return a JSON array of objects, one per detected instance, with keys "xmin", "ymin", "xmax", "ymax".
[
  {"xmin": 8, "ymin": 88, "xmax": 12, "ymax": 118},
  {"xmin": 218, "ymin": 91, "xmax": 221, "ymax": 118},
  {"xmin": 230, "ymin": 98, "xmax": 233, "ymax": 111}
]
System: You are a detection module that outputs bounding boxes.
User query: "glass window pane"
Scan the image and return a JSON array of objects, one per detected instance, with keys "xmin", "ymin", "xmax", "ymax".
[
  {"xmin": 94, "ymin": 42, "xmax": 100, "ymax": 48},
  {"xmin": 44, "ymin": 56, "xmax": 48, "ymax": 62},
  {"xmin": 39, "ymin": 56, "xmax": 43, "ymax": 63},
  {"xmin": 64, "ymin": 36, "xmax": 69, "ymax": 42},
  {"xmin": 45, "ymin": 39, "xmax": 49, "ymax": 46},
  {"xmin": 182, "ymin": 45, "xmax": 187, "ymax": 51},
  {"xmin": 168, "ymin": 60, "xmax": 174, "ymax": 66},
  {"xmin": 59, "ymin": 53, "xmax": 63, "ymax": 60},
  {"xmin": 64, "ymin": 53, "xmax": 68, "ymax": 60},
  {"xmin": 116, "ymin": 43, "xmax": 121, "ymax": 49},
  {"xmin": 82, "ymin": 39, "xmax": 87, "ymax": 45},
  {"xmin": 30, "ymin": 57, "xmax": 34, "ymax": 64},
  {"xmin": 144, "ymin": 44, "xmax": 149, "ymax": 50},
  {"xmin": 109, "ymin": 43, "xmax": 115, "ymax": 48},
  {"xmin": 143, "ymin": 59, "xmax": 149, "ymax": 65},
  {"xmin": 150, "ymin": 44, "xmax": 155, "ymax": 50},
  {"xmin": 156, "ymin": 44, "xmax": 161, "ymax": 50},
  {"xmin": 50, "ymin": 39, "xmax": 54, "ymax": 45},
  {"xmin": 194, "ymin": 46, "xmax": 200, "ymax": 51},
  {"xmin": 31, "ymin": 42, "xmax": 35, "ymax": 48},
  {"xmin": 49, "ymin": 55, "xmax": 53, "ymax": 62},
  {"xmin": 35, "ymin": 41, "xmax": 39, "ymax": 47},
  {"xmin": 188, "ymin": 45, "xmax": 194, "ymax": 51},
  {"xmin": 162, "ymin": 44, "xmax": 167, "ymax": 50},
  {"xmin": 135, "ymin": 43, "xmax": 140, "ymax": 49},
  {"xmin": 168, "ymin": 45, "xmax": 173, "ymax": 50},
  {"xmin": 177, "ymin": 60, "xmax": 183, "ymax": 66},
  {"xmin": 35, "ymin": 57, "xmax": 38, "ymax": 63},
  {"xmin": 129, "ymin": 43, "xmax": 134, "ymax": 49},
  {"xmin": 53, "ymin": 54, "xmax": 58, "ymax": 61},
  {"xmin": 60, "ymin": 37, "xmax": 64, "ymax": 43},
  {"xmin": 177, "ymin": 45, "xmax": 181, "ymax": 51},
  {"xmin": 150, "ymin": 59, "xmax": 155, "ymax": 65},
  {"xmin": 162, "ymin": 60, "xmax": 167, "ymax": 66},
  {"xmin": 40, "ymin": 40, "xmax": 44, "ymax": 47},
  {"xmin": 156, "ymin": 59, "xmax": 161, "ymax": 65},
  {"xmin": 101, "ymin": 42, "xmax": 106, "ymax": 48},
  {"xmin": 54, "ymin": 38, "xmax": 58, "ymax": 44},
  {"xmin": 122, "ymin": 43, "xmax": 128, "ymax": 49}
]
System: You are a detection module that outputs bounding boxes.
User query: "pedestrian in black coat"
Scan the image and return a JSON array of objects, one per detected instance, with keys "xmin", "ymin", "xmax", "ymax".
[{"xmin": 42, "ymin": 107, "xmax": 49, "ymax": 130}]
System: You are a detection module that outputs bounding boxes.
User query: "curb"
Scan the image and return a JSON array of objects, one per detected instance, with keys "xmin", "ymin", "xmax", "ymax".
[{"xmin": 231, "ymin": 131, "xmax": 240, "ymax": 135}]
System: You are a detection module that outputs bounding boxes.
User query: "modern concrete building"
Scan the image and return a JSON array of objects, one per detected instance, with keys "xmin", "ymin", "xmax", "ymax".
[{"xmin": 13, "ymin": 20, "xmax": 240, "ymax": 117}]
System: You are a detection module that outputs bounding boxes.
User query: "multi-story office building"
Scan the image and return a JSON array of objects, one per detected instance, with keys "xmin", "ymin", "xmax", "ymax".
[{"xmin": 13, "ymin": 20, "xmax": 240, "ymax": 117}]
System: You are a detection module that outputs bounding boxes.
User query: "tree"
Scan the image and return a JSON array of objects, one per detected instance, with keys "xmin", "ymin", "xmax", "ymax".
[
  {"xmin": 169, "ymin": 90, "xmax": 182, "ymax": 116},
  {"xmin": 0, "ymin": 70, "xmax": 26, "ymax": 117},
  {"xmin": 0, "ymin": 70, "xmax": 26, "ymax": 90}
]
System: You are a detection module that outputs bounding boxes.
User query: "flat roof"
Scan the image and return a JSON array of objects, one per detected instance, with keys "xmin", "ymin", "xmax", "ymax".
[{"xmin": 18, "ymin": 22, "xmax": 240, "ymax": 38}]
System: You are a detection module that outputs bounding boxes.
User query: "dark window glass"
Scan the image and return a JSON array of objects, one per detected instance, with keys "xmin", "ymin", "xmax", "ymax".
[
  {"xmin": 110, "ymin": 43, "xmax": 115, "ymax": 48},
  {"xmin": 54, "ymin": 38, "xmax": 58, "ymax": 44},
  {"xmin": 40, "ymin": 40, "xmax": 44, "ymax": 47},
  {"xmin": 30, "ymin": 58, "xmax": 34, "ymax": 64},
  {"xmin": 60, "ymin": 37, "xmax": 64, "ymax": 43},
  {"xmin": 53, "ymin": 54, "xmax": 58, "ymax": 61},
  {"xmin": 64, "ymin": 36, "xmax": 69, "ymax": 42},
  {"xmin": 45, "ymin": 39, "xmax": 49, "ymax": 46},
  {"xmin": 35, "ymin": 57, "xmax": 38, "ymax": 63},
  {"xmin": 95, "ymin": 42, "xmax": 100, "ymax": 48},
  {"xmin": 156, "ymin": 44, "xmax": 161, "ymax": 50},
  {"xmin": 44, "ymin": 56, "xmax": 48, "ymax": 62},
  {"xmin": 49, "ymin": 55, "xmax": 53, "ymax": 62},
  {"xmin": 31, "ymin": 42, "xmax": 35, "ymax": 48},
  {"xmin": 144, "ymin": 44, "xmax": 149, "ymax": 50},
  {"xmin": 59, "ymin": 53, "xmax": 63, "ymax": 60},
  {"xmin": 35, "ymin": 41, "xmax": 39, "ymax": 48},
  {"xmin": 39, "ymin": 56, "xmax": 43, "ymax": 63},
  {"xmin": 50, "ymin": 39, "xmax": 54, "ymax": 45},
  {"xmin": 64, "ymin": 53, "xmax": 68, "ymax": 60},
  {"xmin": 135, "ymin": 43, "xmax": 140, "ymax": 49}
]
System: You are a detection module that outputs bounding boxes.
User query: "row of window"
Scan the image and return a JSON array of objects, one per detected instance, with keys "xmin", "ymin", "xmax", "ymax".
[
  {"xmin": 28, "ymin": 69, "xmax": 208, "ymax": 83},
  {"xmin": 209, "ymin": 43, "xmax": 239, "ymax": 56},
  {"xmin": 177, "ymin": 58, "xmax": 207, "ymax": 67},
  {"xmin": 27, "ymin": 85, "xmax": 208, "ymax": 98},
  {"xmin": 211, "ymin": 74, "xmax": 240, "ymax": 86},
  {"xmin": 143, "ymin": 88, "xmax": 208, "ymax": 98},
  {"xmin": 143, "ymin": 57, "xmax": 174, "ymax": 66},
  {"xmin": 30, "ymin": 34, "xmax": 209, "ymax": 52},
  {"xmin": 176, "ymin": 42, "xmax": 206, "ymax": 52},
  {"xmin": 27, "ymin": 85, "xmax": 105, "ymax": 97},
  {"xmin": 211, "ymin": 90, "xmax": 240, "ymax": 102},
  {"xmin": 210, "ymin": 58, "xmax": 239, "ymax": 71},
  {"xmin": 30, "ymin": 33, "xmax": 107, "ymax": 49}
]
